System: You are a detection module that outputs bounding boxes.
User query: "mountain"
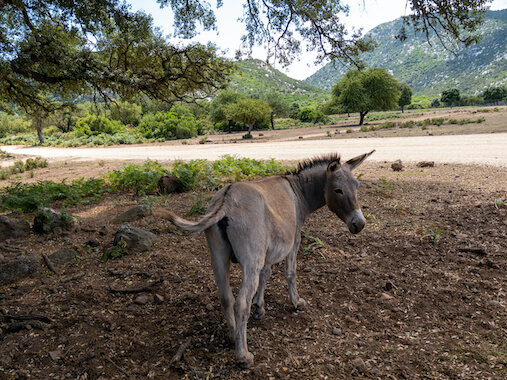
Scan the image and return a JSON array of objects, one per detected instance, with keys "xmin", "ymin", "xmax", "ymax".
[
  {"xmin": 305, "ymin": 9, "xmax": 507, "ymax": 97},
  {"xmin": 228, "ymin": 59, "xmax": 328, "ymax": 103}
]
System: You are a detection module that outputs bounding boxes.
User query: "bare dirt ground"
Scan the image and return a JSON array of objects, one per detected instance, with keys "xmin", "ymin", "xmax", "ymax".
[{"xmin": 1, "ymin": 108, "xmax": 507, "ymax": 379}]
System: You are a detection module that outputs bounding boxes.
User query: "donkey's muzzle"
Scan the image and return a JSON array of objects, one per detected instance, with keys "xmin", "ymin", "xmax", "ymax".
[{"xmin": 347, "ymin": 210, "xmax": 366, "ymax": 234}]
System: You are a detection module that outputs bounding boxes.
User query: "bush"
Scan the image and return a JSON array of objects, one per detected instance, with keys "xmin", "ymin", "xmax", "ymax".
[
  {"xmin": 297, "ymin": 107, "xmax": 328, "ymax": 124},
  {"xmin": 107, "ymin": 160, "xmax": 166, "ymax": 195},
  {"xmin": 400, "ymin": 120, "xmax": 415, "ymax": 128},
  {"xmin": 137, "ymin": 106, "xmax": 201, "ymax": 140},
  {"xmin": 378, "ymin": 121, "xmax": 396, "ymax": 129},
  {"xmin": 74, "ymin": 115, "xmax": 126, "ymax": 136}
]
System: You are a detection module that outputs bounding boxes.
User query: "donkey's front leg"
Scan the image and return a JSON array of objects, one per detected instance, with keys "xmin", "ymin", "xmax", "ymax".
[{"xmin": 285, "ymin": 242, "xmax": 306, "ymax": 311}]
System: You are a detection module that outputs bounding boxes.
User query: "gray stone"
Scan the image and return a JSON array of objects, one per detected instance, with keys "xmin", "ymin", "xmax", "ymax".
[
  {"xmin": 48, "ymin": 249, "xmax": 77, "ymax": 266},
  {"xmin": 0, "ymin": 254, "xmax": 42, "ymax": 285},
  {"xmin": 113, "ymin": 205, "xmax": 152, "ymax": 224},
  {"xmin": 33, "ymin": 208, "xmax": 74, "ymax": 234},
  {"xmin": 113, "ymin": 224, "xmax": 157, "ymax": 254},
  {"xmin": 0, "ymin": 216, "xmax": 30, "ymax": 242},
  {"xmin": 391, "ymin": 160, "xmax": 403, "ymax": 172}
]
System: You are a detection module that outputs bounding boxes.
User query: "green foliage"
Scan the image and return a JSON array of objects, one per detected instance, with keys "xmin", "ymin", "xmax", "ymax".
[
  {"xmin": 441, "ymin": 89, "xmax": 461, "ymax": 107},
  {"xmin": 102, "ymin": 238, "xmax": 128, "ymax": 261},
  {"xmin": 223, "ymin": 98, "xmax": 272, "ymax": 135},
  {"xmin": 0, "ymin": 157, "xmax": 48, "ymax": 180},
  {"xmin": 301, "ymin": 230, "xmax": 326, "ymax": 258},
  {"xmin": 481, "ymin": 86, "xmax": 507, "ymax": 103},
  {"xmin": 188, "ymin": 195, "xmax": 209, "ymax": 216},
  {"xmin": 378, "ymin": 121, "xmax": 396, "ymax": 129},
  {"xmin": 0, "ymin": 113, "xmax": 32, "ymax": 138},
  {"xmin": 107, "ymin": 101, "xmax": 143, "ymax": 126},
  {"xmin": 137, "ymin": 106, "xmax": 201, "ymax": 140},
  {"xmin": 0, "ymin": 178, "xmax": 109, "ymax": 213},
  {"xmin": 107, "ymin": 160, "xmax": 166, "ymax": 195},
  {"xmin": 332, "ymin": 68, "xmax": 401, "ymax": 125},
  {"xmin": 398, "ymin": 83, "xmax": 413, "ymax": 111},
  {"xmin": 74, "ymin": 115, "xmax": 126, "ymax": 136},
  {"xmin": 431, "ymin": 98, "xmax": 441, "ymax": 108},
  {"xmin": 297, "ymin": 107, "xmax": 328, "ymax": 124}
]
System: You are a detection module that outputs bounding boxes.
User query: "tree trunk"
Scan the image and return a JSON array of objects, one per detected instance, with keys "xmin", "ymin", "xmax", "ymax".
[
  {"xmin": 359, "ymin": 111, "xmax": 368, "ymax": 126},
  {"xmin": 35, "ymin": 112, "xmax": 44, "ymax": 145},
  {"xmin": 247, "ymin": 122, "xmax": 254, "ymax": 136}
]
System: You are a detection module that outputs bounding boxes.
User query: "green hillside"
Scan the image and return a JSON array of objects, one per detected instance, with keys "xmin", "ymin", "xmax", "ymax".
[
  {"xmin": 228, "ymin": 59, "xmax": 328, "ymax": 105},
  {"xmin": 305, "ymin": 9, "xmax": 507, "ymax": 97}
]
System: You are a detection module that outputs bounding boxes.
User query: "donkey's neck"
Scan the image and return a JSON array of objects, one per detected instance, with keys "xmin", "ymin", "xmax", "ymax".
[{"xmin": 287, "ymin": 165, "xmax": 327, "ymax": 219}]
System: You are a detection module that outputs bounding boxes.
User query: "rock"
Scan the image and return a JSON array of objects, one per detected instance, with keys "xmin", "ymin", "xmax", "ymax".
[
  {"xmin": 158, "ymin": 175, "xmax": 182, "ymax": 194},
  {"xmin": 381, "ymin": 292, "xmax": 395, "ymax": 300},
  {"xmin": 205, "ymin": 303, "xmax": 214, "ymax": 311},
  {"xmin": 332, "ymin": 327, "xmax": 342, "ymax": 336},
  {"xmin": 48, "ymin": 350, "xmax": 62, "ymax": 361},
  {"xmin": 489, "ymin": 300, "xmax": 501, "ymax": 307},
  {"xmin": 134, "ymin": 294, "xmax": 149, "ymax": 305},
  {"xmin": 417, "ymin": 161, "xmax": 435, "ymax": 168},
  {"xmin": 0, "ymin": 216, "xmax": 30, "ymax": 242},
  {"xmin": 0, "ymin": 254, "xmax": 42, "ymax": 286},
  {"xmin": 113, "ymin": 224, "xmax": 157, "ymax": 254},
  {"xmin": 33, "ymin": 208, "xmax": 74, "ymax": 234},
  {"xmin": 352, "ymin": 357, "xmax": 367, "ymax": 373},
  {"xmin": 391, "ymin": 160, "xmax": 403, "ymax": 172},
  {"xmin": 48, "ymin": 249, "xmax": 77, "ymax": 266},
  {"xmin": 113, "ymin": 205, "xmax": 152, "ymax": 224},
  {"xmin": 154, "ymin": 294, "xmax": 165, "ymax": 304},
  {"xmin": 85, "ymin": 238, "xmax": 100, "ymax": 247}
]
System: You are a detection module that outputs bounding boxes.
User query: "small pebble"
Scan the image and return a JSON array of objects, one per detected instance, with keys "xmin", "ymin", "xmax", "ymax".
[
  {"xmin": 352, "ymin": 357, "xmax": 367, "ymax": 373},
  {"xmin": 134, "ymin": 295, "xmax": 149, "ymax": 305},
  {"xmin": 332, "ymin": 327, "xmax": 342, "ymax": 336},
  {"xmin": 489, "ymin": 300, "xmax": 500, "ymax": 307}
]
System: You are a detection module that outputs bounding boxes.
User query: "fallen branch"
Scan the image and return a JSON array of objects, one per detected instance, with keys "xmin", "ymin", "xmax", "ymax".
[
  {"xmin": 7, "ymin": 320, "xmax": 48, "ymax": 332},
  {"xmin": 107, "ymin": 269, "xmax": 152, "ymax": 278},
  {"xmin": 61, "ymin": 272, "xmax": 86, "ymax": 283},
  {"xmin": 170, "ymin": 338, "xmax": 192, "ymax": 365},
  {"xmin": 0, "ymin": 310, "xmax": 54, "ymax": 324},
  {"xmin": 42, "ymin": 253, "xmax": 58, "ymax": 274},
  {"xmin": 109, "ymin": 279, "xmax": 163, "ymax": 294},
  {"xmin": 107, "ymin": 358, "xmax": 131, "ymax": 378}
]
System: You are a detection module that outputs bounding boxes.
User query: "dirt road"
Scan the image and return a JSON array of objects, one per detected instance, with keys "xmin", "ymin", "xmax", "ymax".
[{"xmin": 3, "ymin": 132, "xmax": 507, "ymax": 166}]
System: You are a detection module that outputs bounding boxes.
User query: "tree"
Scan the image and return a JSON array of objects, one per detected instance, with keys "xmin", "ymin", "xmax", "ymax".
[
  {"xmin": 441, "ymin": 89, "xmax": 461, "ymax": 108},
  {"xmin": 0, "ymin": 1, "xmax": 234, "ymax": 143},
  {"xmin": 332, "ymin": 68, "xmax": 401, "ymax": 125},
  {"xmin": 482, "ymin": 86, "xmax": 507, "ymax": 104},
  {"xmin": 1, "ymin": 1, "xmax": 490, "ymax": 143},
  {"xmin": 398, "ymin": 83, "xmax": 413, "ymax": 113},
  {"xmin": 208, "ymin": 91, "xmax": 247, "ymax": 132},
  {"xmin": 223, "ymin": 99, "xmax": 272, "ymax": 136}
]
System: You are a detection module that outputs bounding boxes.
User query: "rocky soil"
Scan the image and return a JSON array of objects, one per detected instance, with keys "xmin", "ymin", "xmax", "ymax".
[{"xmin": 0, "ymin": 158, "xmax": 506, "ymax": 379}]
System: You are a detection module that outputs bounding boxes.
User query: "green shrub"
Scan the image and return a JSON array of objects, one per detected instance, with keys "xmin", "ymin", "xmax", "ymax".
[
  {"xmin": 137, "ymin": 105, "xmax": 201, "ymax": 140},
  {"xmin": 431, "ymin": 118, "xmax": 446, "ymax": 126},
  {"xmin": 0, "ymin": 178, "xmax": 109, "ymax": 213},
  {"xmin": 74, "ymin": 115, "xmax": 126, "ymax": 136},
  {"xmin": 399, "ymin": 120, "xmax": 415, "ymax": 128},
  {"xmin": 297, "ymin": 107, "xmax": 328, "ymax": 124},
  {"xmin": 378, "ymin": 121, "xmax": 396, "ymax": 129},
  {"xmin": 107, "ymin": 160, "xmax": 166, "ymax": 195}
]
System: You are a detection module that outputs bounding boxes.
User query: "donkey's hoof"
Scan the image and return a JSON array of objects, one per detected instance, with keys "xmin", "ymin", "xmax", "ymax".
[
  {"xmin": 237, "ymin": 352, "xmax": 254, "ymax": 369},
  {"xmin": 252, "ymin": 305, "xmax": 266, "ymax": 320},
  {"xmin": 296, "ymin": 298, "xmax": 307, "ymax": 311}
]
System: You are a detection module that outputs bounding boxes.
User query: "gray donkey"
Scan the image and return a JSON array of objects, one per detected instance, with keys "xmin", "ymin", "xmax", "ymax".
[{"xmin": 160, "ymin": 150, "xmax": 375, "ymax": 368}]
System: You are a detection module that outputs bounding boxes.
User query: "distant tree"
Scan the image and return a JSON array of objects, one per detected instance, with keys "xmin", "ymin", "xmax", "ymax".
[
  {"xmin": 263, "ymin": 93, "xmax": 290, "ymax": 118},
  {"xmin": 208, "ymin": 91, "xmax": 247, "ymax": 132},
  {"xmin": 398, "ymin": 83, "xmax": 413, "ymax": 113},
  {"xmin": 224, "ymin": 99, "xmax": 272, "ymax": 137},
  {"xmin": 431, "ymin": 98, "xmax": 441, "ymax": 108},
  {"xmin": 482, "ymin": 86, "xmax": 507, "ymax": 104},
  {"xmin": 332, "ymin": 68, "xmax": 401, "ymax": 125},
  {"xmin": 441, "ymin": 89, "xmax": 461, "ymax": 108}
]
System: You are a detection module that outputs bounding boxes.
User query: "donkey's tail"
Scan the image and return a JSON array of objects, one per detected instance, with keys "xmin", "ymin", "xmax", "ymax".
[
  {"xmin": 155, "ymin": 184, "xmax": 231, "ymax": 234},
  {"xmin": 155, "ymin": 207, "xmax": 226, "ymax": 234}
]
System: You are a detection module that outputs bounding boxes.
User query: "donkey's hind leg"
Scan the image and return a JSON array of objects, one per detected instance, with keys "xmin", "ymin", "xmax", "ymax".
[
  {"xmin": 206, "ymin": 227, "xmax": 235, "ymax": 342},
  {"xmin": 252, "ymin": 264, "xmax": 272, "ymax": 320}
]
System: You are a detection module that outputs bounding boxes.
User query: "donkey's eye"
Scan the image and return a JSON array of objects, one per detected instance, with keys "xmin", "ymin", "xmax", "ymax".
[{"xmin": 334, "ymin": 189, "xmax": 343, "ymax": 194}]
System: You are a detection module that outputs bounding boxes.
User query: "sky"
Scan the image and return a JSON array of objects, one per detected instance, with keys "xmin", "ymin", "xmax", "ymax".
[{"xmin": 126, "ymin": 0, "xmax": 507, "ymax": 80}]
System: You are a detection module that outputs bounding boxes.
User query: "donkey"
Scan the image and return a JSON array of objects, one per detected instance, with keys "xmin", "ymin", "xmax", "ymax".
[{"xmin": 160, "ymin": 150, "xmax": 374, "ymax": 368}]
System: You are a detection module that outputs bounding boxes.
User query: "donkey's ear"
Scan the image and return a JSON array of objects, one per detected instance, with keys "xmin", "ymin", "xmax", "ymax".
[
  {"xmin": 326, "ymin": 159, "xmax": 341, "ymax": 175},
  {"xmin": 346, "ymin": 150, "xmax": 375, "ymax": 171}
]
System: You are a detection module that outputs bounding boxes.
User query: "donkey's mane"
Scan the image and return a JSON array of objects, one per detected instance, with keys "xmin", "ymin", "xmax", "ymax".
[{"xmin": 287, "ymin": 153, "xmax": 341, "ymax": 175}]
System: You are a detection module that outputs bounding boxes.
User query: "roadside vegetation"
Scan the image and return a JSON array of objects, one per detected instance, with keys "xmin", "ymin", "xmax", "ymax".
[{"xmin": 0, "ymin": 155, "xmax": 289, "ymax": 213}]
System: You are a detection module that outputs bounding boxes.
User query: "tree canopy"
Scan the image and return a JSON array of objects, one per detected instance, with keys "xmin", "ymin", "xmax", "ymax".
[
  {"xmin": 398, "ymin": 83, "xmax": 413, "ymax": 113},
  {"xmin": 332, "ymin": 68, "xmax": 401, "ymax": 125},
  {"xmin": 0, "ymin": 0, "xmax": 492, "ymax": 142},
  {"xmin": 441, "ymin": 88, "xmax": 461, "ymax": 107},
  {"xmin": 223, "ymin": 98, "xmax": 272, "ymax": 136}
]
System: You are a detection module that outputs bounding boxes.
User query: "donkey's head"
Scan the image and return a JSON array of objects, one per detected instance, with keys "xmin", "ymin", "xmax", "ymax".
[{"xmin": 324, "ymin": 150, "xmax": 375, "ymax": 234}]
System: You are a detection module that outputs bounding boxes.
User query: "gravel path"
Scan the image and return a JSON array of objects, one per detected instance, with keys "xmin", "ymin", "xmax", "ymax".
[{"xmin": 3, "ymin": 133, "xmax": 507, "ymax": 166}]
